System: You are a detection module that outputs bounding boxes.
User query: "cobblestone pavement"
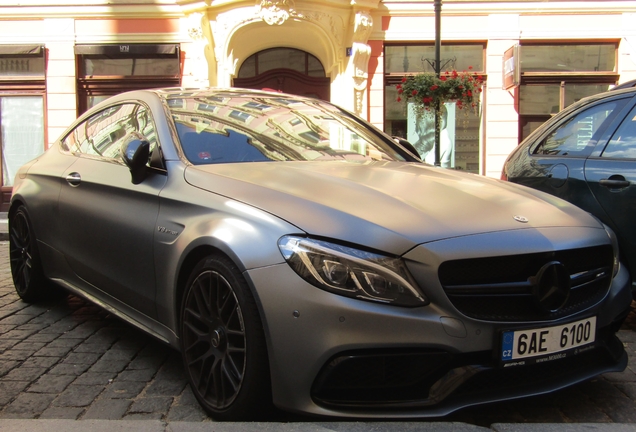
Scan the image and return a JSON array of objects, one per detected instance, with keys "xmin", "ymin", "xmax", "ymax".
[{"xmin": 0, "ymin": 240, "xmax": 635, "ymax": 426}]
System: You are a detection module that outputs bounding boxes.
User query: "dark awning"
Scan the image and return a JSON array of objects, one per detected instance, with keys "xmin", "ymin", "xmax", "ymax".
[
  {"xmin": 0, "ymin": 44, "xmax": 44, "ymax": 55},
  {"xmin": 74, "ymin": 44, "xmax": 179, "ymax": 56}
]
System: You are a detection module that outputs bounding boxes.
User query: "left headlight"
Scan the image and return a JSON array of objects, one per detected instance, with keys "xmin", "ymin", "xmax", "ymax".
[{"xmin": 278, "ymin": 236, "xmax": 427, "ymax": 307}]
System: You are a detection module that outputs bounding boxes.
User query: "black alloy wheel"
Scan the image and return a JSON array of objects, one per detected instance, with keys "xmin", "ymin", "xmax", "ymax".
[
  {"xmin": 9, "ymin": 205, "xmax": 53, "ymax": 302},
  {"xmin": 180, "ymin": 255, "xmax": 271, "ymax": 420}
]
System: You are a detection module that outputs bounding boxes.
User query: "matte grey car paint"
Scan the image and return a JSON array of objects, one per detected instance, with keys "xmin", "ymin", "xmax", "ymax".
[{"xmin": 10, "ymin": 88, "xmax": 632, "ymax": 418}]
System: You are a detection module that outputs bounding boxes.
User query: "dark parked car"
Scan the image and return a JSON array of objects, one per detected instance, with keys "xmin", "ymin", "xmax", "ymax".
[
  {"xmin": 10, "ymin": 88, "xmax": 632, "ymax": 420},
  {"xmin": 502, "ymin": 87, "xmax": 636, "ymax": 296}
]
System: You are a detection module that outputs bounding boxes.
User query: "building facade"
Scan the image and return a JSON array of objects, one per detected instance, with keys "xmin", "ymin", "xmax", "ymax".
[{"xmin": 0, "ymin": 0, "xmax": 635, "ymax": 210}]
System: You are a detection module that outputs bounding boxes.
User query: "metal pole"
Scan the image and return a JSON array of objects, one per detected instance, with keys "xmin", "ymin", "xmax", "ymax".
[{"xmin": 434, "ymin": 0, "xmax": 442, "ymax": 166}]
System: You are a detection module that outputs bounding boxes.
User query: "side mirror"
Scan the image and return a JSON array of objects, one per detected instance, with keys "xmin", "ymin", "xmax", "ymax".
[
  {"xmin": 393, "ymin": 136, "xmax": 421, "ymax": 159},
  {"xmin": 121, "ymin": 132, "xmax": 150, "ymax": 185}
]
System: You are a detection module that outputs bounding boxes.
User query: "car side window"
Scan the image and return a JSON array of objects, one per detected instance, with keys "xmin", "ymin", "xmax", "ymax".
[
  {"xmin": 602, "ymin": 105, "xmax": 636, "ymax": 159},
  {"xmin": 61, "ymin": 103, "xmax": 160, "ymax": 167},
  {"xmin": 534, "ymin": 100, "xmax": 627, "ymax": 157}
]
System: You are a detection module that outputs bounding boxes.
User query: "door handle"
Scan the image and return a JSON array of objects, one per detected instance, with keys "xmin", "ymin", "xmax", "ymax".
[
  {"xmin": 65, "ymin": 172, "xmax": 81, "ymax": 187},
  {"xmin": 599, "ymin": 175, "xmax": 630, "ymax": 190}
]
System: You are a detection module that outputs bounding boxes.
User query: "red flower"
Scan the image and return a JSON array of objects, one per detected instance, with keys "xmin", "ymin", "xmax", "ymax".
[
  {"xmin": 398, "ymin": 88, "xmax": 403, "ymax": 94},
  {"xmin": 397, "ymin": 97, "xmax": 402, "ymax": 102},
  {"xmin": 440, "ymin": 76, "xmax": 447, "ymax": 81},
  {"xmin": 458, "ymin": 85, "xmax": 464, "ymax": 89},
  {"xmin": 430, "ymin": 85, "xmax": 439, "ymax": 91},
  {"xmin": 401, "ymin": 76, "xmax": 407, "ymax": 83},
  {"xmin": 452, "ymin": 70, "xmax": 458, "ymax": 78},
  {"xmin": 412, "ymin": 90, "xmax": 418, "ymax": 96},
  {"xmin": 467, "ymin": 90, "xmax": 473, "ymax": 97},
  {"xmin": 468, "ymin": 66, "xmax": 473, "ymax": 70},
  {"xmin": 396, "ymin": 84, "xmax": 402, "ymax": 89}
]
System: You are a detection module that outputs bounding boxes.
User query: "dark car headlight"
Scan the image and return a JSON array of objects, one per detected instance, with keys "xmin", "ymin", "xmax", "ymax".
[
  {"xmin": 278, "ymin": 236, "xmax": 427, "ymax": 307},
  {"xmin": 603, "ymin": 223, "xmax": 621, "ymax": 278}
]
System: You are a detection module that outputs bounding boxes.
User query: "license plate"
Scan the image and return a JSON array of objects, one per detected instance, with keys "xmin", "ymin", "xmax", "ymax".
[{"xmin": 501, "ymin": 316, "xmax": 596, "ymax": 366}]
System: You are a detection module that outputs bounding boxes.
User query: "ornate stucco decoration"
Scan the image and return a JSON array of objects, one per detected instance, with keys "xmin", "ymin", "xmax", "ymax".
[
  {"xmin": 258, "ymin": 0, "xmax": 296, "ymax": 26},
  {"xmin": 350, "ymin": 10, "xmax": 373, "ymax": 114},
  {"xmin": 210, "ymin": 4, "xmax": 345, "ymax": 83}
]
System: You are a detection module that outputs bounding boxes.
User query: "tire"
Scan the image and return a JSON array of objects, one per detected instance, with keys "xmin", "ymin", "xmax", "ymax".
[
  {"xmin": 9, "ymin": 205, "xmax": 59, "ymax": 302},
  {"xmin": 180, "ymin": 254, "xmax": 272, "ymax": 420}
]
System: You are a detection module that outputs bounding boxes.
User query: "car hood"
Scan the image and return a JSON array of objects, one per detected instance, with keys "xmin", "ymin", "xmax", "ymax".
[{"xmin": 184, "ymin": 161, "xmax": 602, "ymax": 255}]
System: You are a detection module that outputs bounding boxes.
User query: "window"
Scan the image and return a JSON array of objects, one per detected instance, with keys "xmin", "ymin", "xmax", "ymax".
[
  {"xmin": 384, "ymin": 44, "xmax": 485, "ymax": 173},
  {"xmin": 534, "ymin": 99, "xmax": 627, "ymax": 157},
  {"xmin": 62, "ymin": 103, "xmax": 159, "ymax": 166},
  {"xmin": 518, "ymin": 43, "xmax": 618, "ymax": 141},
  {"xmin": 0, "ymin": 44, "xmax": 46, "ymax": 210},
  {"xmin": 603, "ymin": 105, "xmax": 636, "ymax": 159},
  {"xmin": 238, "ymin": 48, "xmax": 325, "ymax": 78},
  {"xmin": 75, "ymin": 44, "xmax": 181, "ymax": 115},
  {"xmin": 1, "ymin": 97, "xmax": 44, "ymax": 185}
]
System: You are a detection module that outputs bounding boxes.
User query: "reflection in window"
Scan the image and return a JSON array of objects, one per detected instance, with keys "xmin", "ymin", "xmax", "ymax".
[
  {"xmin": 385, "ymin": 45, "xmax": 484, "ymax": 74},
  {"xmin": 384, "ymin": 84, "xmax": 482, "ymax": 172},
  {"xmin": 167, "ymin": 94, "xmax": 407, "ymax": 164},
  {"xmin": 520, "ymin": 44, "xmax": 615, "ymax": 73},
  {"xmin": 229, "ymin": 110, "xmax": 252, "ymax": 123},
  {"xmin": 63, "ymin": 103, "xmax": 155, "ymax": 163},
  {"xmin": 238, "ymin": 48, "xmax": 326, "ymax": 78},
  {"xmin": 603, "ymin": 107, "xmax": 636, "ymax": 159},
  {"xmin": 1, "ymin": 96, "xmax": 44, "ymax": 186},
  {"xmin": 534, "ymin": 100, "xmax": 626, "ymax": 156}
]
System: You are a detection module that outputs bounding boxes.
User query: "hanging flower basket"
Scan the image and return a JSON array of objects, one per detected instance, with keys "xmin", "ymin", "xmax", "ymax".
[{"xmin": 396, "ymin": 67, "xmax": 484, "ymax": 119}]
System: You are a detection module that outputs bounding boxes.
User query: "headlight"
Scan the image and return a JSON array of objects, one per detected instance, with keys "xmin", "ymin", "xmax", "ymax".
[{"xmin": 278, "ymin": 236, "xmax": 427, "ymax": 307}]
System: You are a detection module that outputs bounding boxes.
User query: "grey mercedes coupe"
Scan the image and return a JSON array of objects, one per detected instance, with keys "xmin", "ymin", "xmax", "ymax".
[{"xmin": 9, "ymin": 88, "xmax": 632, "ymax": 420}]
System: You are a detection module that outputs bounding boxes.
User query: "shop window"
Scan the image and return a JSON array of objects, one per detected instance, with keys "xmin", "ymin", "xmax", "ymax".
[
  {"xmin": 75, "ymin": 44, "xmax": 181, "ymax": 115},
  {"xmin": 518, "ymin": 43, "xmax": 618, "ymax": 142},
  {"xmin": 0, "ymin": 44, "xmax": 46, "ymax": 210},
  {"xmin": 384, "ymin": 44, "xmax": 485, "ymax": 173}
]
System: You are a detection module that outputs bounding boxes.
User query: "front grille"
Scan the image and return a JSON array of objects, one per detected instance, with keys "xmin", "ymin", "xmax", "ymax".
[{"xmin": 438, "ymin": 245, "xmax": 613, "ymax": 321}]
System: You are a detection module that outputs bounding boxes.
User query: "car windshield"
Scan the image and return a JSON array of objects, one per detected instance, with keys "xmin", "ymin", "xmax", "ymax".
[{"xmin": 166, "ymin": 93, "xmax": 407, "ymax": 164}]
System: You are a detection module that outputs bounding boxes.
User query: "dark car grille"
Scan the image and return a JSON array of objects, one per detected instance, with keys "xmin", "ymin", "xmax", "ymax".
[{"xmin": 438, "ymin": 245, "xmax": 614, "ymax": 322}]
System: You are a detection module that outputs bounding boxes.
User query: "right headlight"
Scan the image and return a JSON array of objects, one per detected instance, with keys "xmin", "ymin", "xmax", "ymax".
[
  {"xmin": 278, "ymin": 235, "xmax": 427, "ymax": 307},
  {"xmin": 603, "ymin": 223, "xmax": 621, "ymax": 278}
]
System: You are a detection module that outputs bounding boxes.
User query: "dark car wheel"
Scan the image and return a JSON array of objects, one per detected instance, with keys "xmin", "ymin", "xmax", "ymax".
[
  {"xmin": 180, "ymin": 255, "xmax": 272, "ymax": 420},
  {"xmin": 9, "ymin": 205, "xmax": 59, "ymax": 302}
]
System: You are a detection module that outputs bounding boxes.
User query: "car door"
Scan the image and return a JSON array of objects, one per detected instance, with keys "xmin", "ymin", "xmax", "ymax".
[
  {"xmin": 57, "ymin": 103, "xmax": 167, "ymax": 318},
  {"xmin": 514, "ymin": 97, "xmax": 631, "ymax": 218},
  {"xmin": 585, "ymin": 100, "xmax": 636, "ymax": 283}
]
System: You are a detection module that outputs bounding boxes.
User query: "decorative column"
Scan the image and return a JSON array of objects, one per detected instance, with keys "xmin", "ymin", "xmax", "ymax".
[
  {"xmin": 185, "ymin": 12, "xmax": 215, "ymax": 88},
  {"xmin": 350, "ymin": 10, "xmax": 373, "ymax": 117}
]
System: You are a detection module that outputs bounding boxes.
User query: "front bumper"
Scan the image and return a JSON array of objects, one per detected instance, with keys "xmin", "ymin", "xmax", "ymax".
[{"xmin": 247, "ymin": 261, "xmax": 630, "ymax": 418}]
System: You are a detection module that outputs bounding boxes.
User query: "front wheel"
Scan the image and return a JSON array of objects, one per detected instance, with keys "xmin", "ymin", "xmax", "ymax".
[{"xmin": 180, "ymin": 255, "xmax": 271, "ymax": 420}]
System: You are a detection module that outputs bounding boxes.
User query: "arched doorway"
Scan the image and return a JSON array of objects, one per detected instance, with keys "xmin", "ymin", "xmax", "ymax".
[{"xmin": 233, "ymin": 48, "xmax": 330, "ymax": 100}]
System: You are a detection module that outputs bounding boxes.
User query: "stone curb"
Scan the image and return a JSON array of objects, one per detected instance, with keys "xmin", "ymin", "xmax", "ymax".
[{"xmin": 1, "ymin": 420, "xmax": 636, "ymax": 432}]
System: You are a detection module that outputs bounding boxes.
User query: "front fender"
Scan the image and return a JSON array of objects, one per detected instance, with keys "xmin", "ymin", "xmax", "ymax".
[{"xmin": 153, "ymin": 162, "xmax": 302, "ymax": 335}]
